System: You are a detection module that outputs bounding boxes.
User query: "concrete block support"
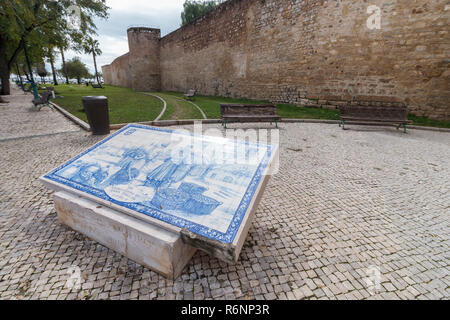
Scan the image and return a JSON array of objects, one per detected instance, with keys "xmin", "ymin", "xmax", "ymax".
[{"xmin": 53, "ymin": 191, "xmax": 197, "ymax": 279}]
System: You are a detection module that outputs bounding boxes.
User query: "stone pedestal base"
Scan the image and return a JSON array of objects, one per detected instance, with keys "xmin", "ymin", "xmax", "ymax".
[{"xmin": 53, "ymin": 191, "xmax": 197, "ymax": 279}]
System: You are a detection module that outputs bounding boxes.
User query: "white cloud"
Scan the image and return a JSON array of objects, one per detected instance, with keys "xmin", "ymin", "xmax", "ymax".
[
  {"xmin": 106, "ymin": 0, "xmax": 184, "ymax": 13},
  {"xmin": 98, "ymin": 35, "xmax": 129, "ymax": 59},
  {"xmin": 56, "ymin": 34, "xmax": 129, "ymax": 74}
]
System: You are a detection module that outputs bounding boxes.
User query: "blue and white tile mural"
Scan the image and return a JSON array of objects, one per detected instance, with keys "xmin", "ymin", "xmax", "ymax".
[{"xmin": 44, "ymin": 124, "xmax": 275, "ymax": 243}]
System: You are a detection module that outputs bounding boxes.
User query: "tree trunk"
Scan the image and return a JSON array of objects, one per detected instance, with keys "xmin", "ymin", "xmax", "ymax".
[
  {"xmin": 93, "ymin": 52, "xmax": 100, "ymax": 85},
  {"xmin": 15, "ymin": 64, "xmax": 24, "ymax": 90},
  {"xmin": 60, "ymin": 47, "xmax": 69, "ymax": 84},
  {"xmin": 0, "ymin": 69, "xmax": 10, "ymax": 96},
  {"xmin": 0, "ymin": 37, "xmax": 11, "ymax": 95},
  {"xmin": 50, "ymin": 56, "xmax": 58, "ymax": 85},
  {"xmin": 22, "ymin": 38, "xmax": 39, "ymax": 99}
]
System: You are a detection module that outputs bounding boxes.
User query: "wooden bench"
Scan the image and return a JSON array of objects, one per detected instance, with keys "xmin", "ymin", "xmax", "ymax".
[
  {"xmin": 220, "ymin": 104, "xmax": 281, "ymax": 128},
  {"xmin": 184, "ymin": 89, "xmax": 196, "ymax": 101},
  {"xmin": 32, "ymin": 91, "xmax": 53, "ymax": 111},
  {"xmin": 38, "ymin": 86, "xmax": 54, "ymax": 92},
  {"xmin": 91, "ymin": 83, "xmax": 104, "ymax": 89},
  {"xmin": 338, "ymin": 105, "xmax": 410, "ymax": 133}
]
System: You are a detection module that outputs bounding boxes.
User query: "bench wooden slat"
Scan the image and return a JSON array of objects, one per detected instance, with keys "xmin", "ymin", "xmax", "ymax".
[
  {"xmin": 223, "ymin": 115, "xmax": 281, "ymax": 119},
  {"xmin": 338, "ymin": 105, "xmax": 409, "ymax": 132},
  {"xmin": 341, "ymin": 117, "xmax": 409, "ymax": 123},
  {"xmin": 220, "ymin": 103, "xmax": 280, "ymax": 128}
]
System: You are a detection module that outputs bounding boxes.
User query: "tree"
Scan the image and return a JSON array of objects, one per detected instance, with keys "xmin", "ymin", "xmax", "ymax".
[
  {"xmin": 36, "ymin": 62, "xmax": 47, "ymax": 83},
  {"xmin": 14, "ymin": 63, "xmax": 25, "ymax": 89},
  {"xmin": 15, "ymin": 62, "xmax": 30, "ymax": 81},
  {"xmin": 0, "ymin": 0, "xmax": 109, "ymax": 95},
  {"xmin": 43, "ymin": 47, "xmax": 58, "ymax": 85},
  {"xmin": 82, "ymin": 37, "xmax": 102, "ymax": 85},
  {"xmin": 60, "ymin": 57, "xmax": 90, "ymax": 84},
  {"xmin": 57, "ymin": 37, "xmax": 71, "ymax": 85},
  {"xmin": 181, "ymin": 1, "xmax": 223, "ymax": 26}
]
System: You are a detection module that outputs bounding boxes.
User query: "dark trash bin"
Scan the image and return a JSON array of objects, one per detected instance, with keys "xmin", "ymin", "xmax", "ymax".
[{"xmin": 82, "ymin": 96, "xmax": 110, "ymax": 135}]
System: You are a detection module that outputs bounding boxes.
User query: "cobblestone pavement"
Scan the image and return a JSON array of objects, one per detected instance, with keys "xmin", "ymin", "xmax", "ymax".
[
  {"xmin": 0, "ymin": 87, "xmax": 449, "ymax": 300},
  {"xmin": 0, "ymin": 88, "xmax": 79, "ymax": 141}
]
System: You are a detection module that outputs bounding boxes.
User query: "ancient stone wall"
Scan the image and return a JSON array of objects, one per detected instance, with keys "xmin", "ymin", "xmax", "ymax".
[
  {"xmin": 103, "ymin": 0, "xmax": 450, "ymax": 121},
  {"xmin": 102, "ymin": 53, "xmax": 131, "ymax": 88},
  {"xmin": 128, "ymin": 27, "xmax": 161, "ymax": 91}
]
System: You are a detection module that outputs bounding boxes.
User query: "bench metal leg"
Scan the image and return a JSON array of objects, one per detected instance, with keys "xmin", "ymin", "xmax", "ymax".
[
  {"xmin": 340, "ymin": 121, "xmax": 345, "ymax": 130},
  {"xmin": 275, "ymin": 121, "xmax": 278, "ymax": 129},
  {"xmin": 224, "ymin": 120, "xmax": 227, "ymax": 129},
  {"xmin": 396, "ymin": 124, "xmax": 407, "ymax": 133}
]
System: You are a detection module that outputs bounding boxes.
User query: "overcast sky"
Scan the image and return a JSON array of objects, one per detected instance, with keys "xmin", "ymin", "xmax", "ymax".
[{"xmin": 57, "ymin": 0, "xmax": 186, "ymax": 74}]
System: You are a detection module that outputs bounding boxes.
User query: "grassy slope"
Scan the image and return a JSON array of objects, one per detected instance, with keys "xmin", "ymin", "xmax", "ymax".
[
  {"xmin": 162, "ymin": 92, "xmax": 269, "ymax": 119},
  {"xmin": 47, "ymin": 86, "xmax": 449, "ymax": 128},
  {"xmin": 277, "ymin": 104, "xmax": 341, "ymax": 120},
  {"xmin": 151, "ymin": 93, "xmax": 203, "ymax": 120},
  {"xmin": 407, "ymin": 114, "xmax": 450, "ymax": 129},
  {"xmin": 163, "ymin": 93, "xmax": 341, "ymax": 121},
  {"xmin": 47, "ymin": 85, "xmax": 164, "ymax": 124},
  {"xmin": 277, "ymin": 104, "xmax": 450, "ymax": 127}
]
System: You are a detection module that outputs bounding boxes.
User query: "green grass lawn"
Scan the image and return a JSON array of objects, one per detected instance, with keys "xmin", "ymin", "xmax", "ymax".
[
  {"xmin": 161, "ymin": 92, "xmax": 269, "ymax": 119},
  {"xmin": 276, "ymin": 104, "xmax": 341, "ymax": 120},
  {"xmin": 151, "ymin": 93, "xmax": 204, "ymax": 120},
  {"xmin": 46, "ymin": 85, "xmax": 164, "ymax": 124},
  {"xmin": 161, "ymin": 93, "xmax": 340, "ymax": 120},
  {"xmin": 162, "ymin": 93, "xmax": 449, "ymax": 128},
  {"xmin": 47, "ymin": 85, "xmax": 449, "ymax": 128},
  {"xmin": 407, "ymin": 114, "xmax": 450, "ymax": 129}
]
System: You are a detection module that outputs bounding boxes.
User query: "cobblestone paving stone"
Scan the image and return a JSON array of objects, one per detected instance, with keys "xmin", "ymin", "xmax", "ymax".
[
  {"xmin": 0, "ymin": 89, "xmax": 79, "ymax": 141},
  {"xmin": 0, "ymin": 88, "xmax": 449, "ymax": 300}
]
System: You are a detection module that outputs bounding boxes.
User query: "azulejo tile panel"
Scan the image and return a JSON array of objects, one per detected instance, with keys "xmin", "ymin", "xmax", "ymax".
[{"xmin": 43, "ymin": 124, "xmax": 275, "ymax": 243}]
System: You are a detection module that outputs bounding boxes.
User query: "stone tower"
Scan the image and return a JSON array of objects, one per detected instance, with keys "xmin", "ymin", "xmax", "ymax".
[{"xmin": 127, "ymin": 27, "xmax": 161, "ymax": 92}]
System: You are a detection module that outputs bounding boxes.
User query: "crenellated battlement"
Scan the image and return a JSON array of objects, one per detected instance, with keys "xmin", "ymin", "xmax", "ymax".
[{"xmin": 127, "ymin": 27, "xmax": 161, "ymax": 34}]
